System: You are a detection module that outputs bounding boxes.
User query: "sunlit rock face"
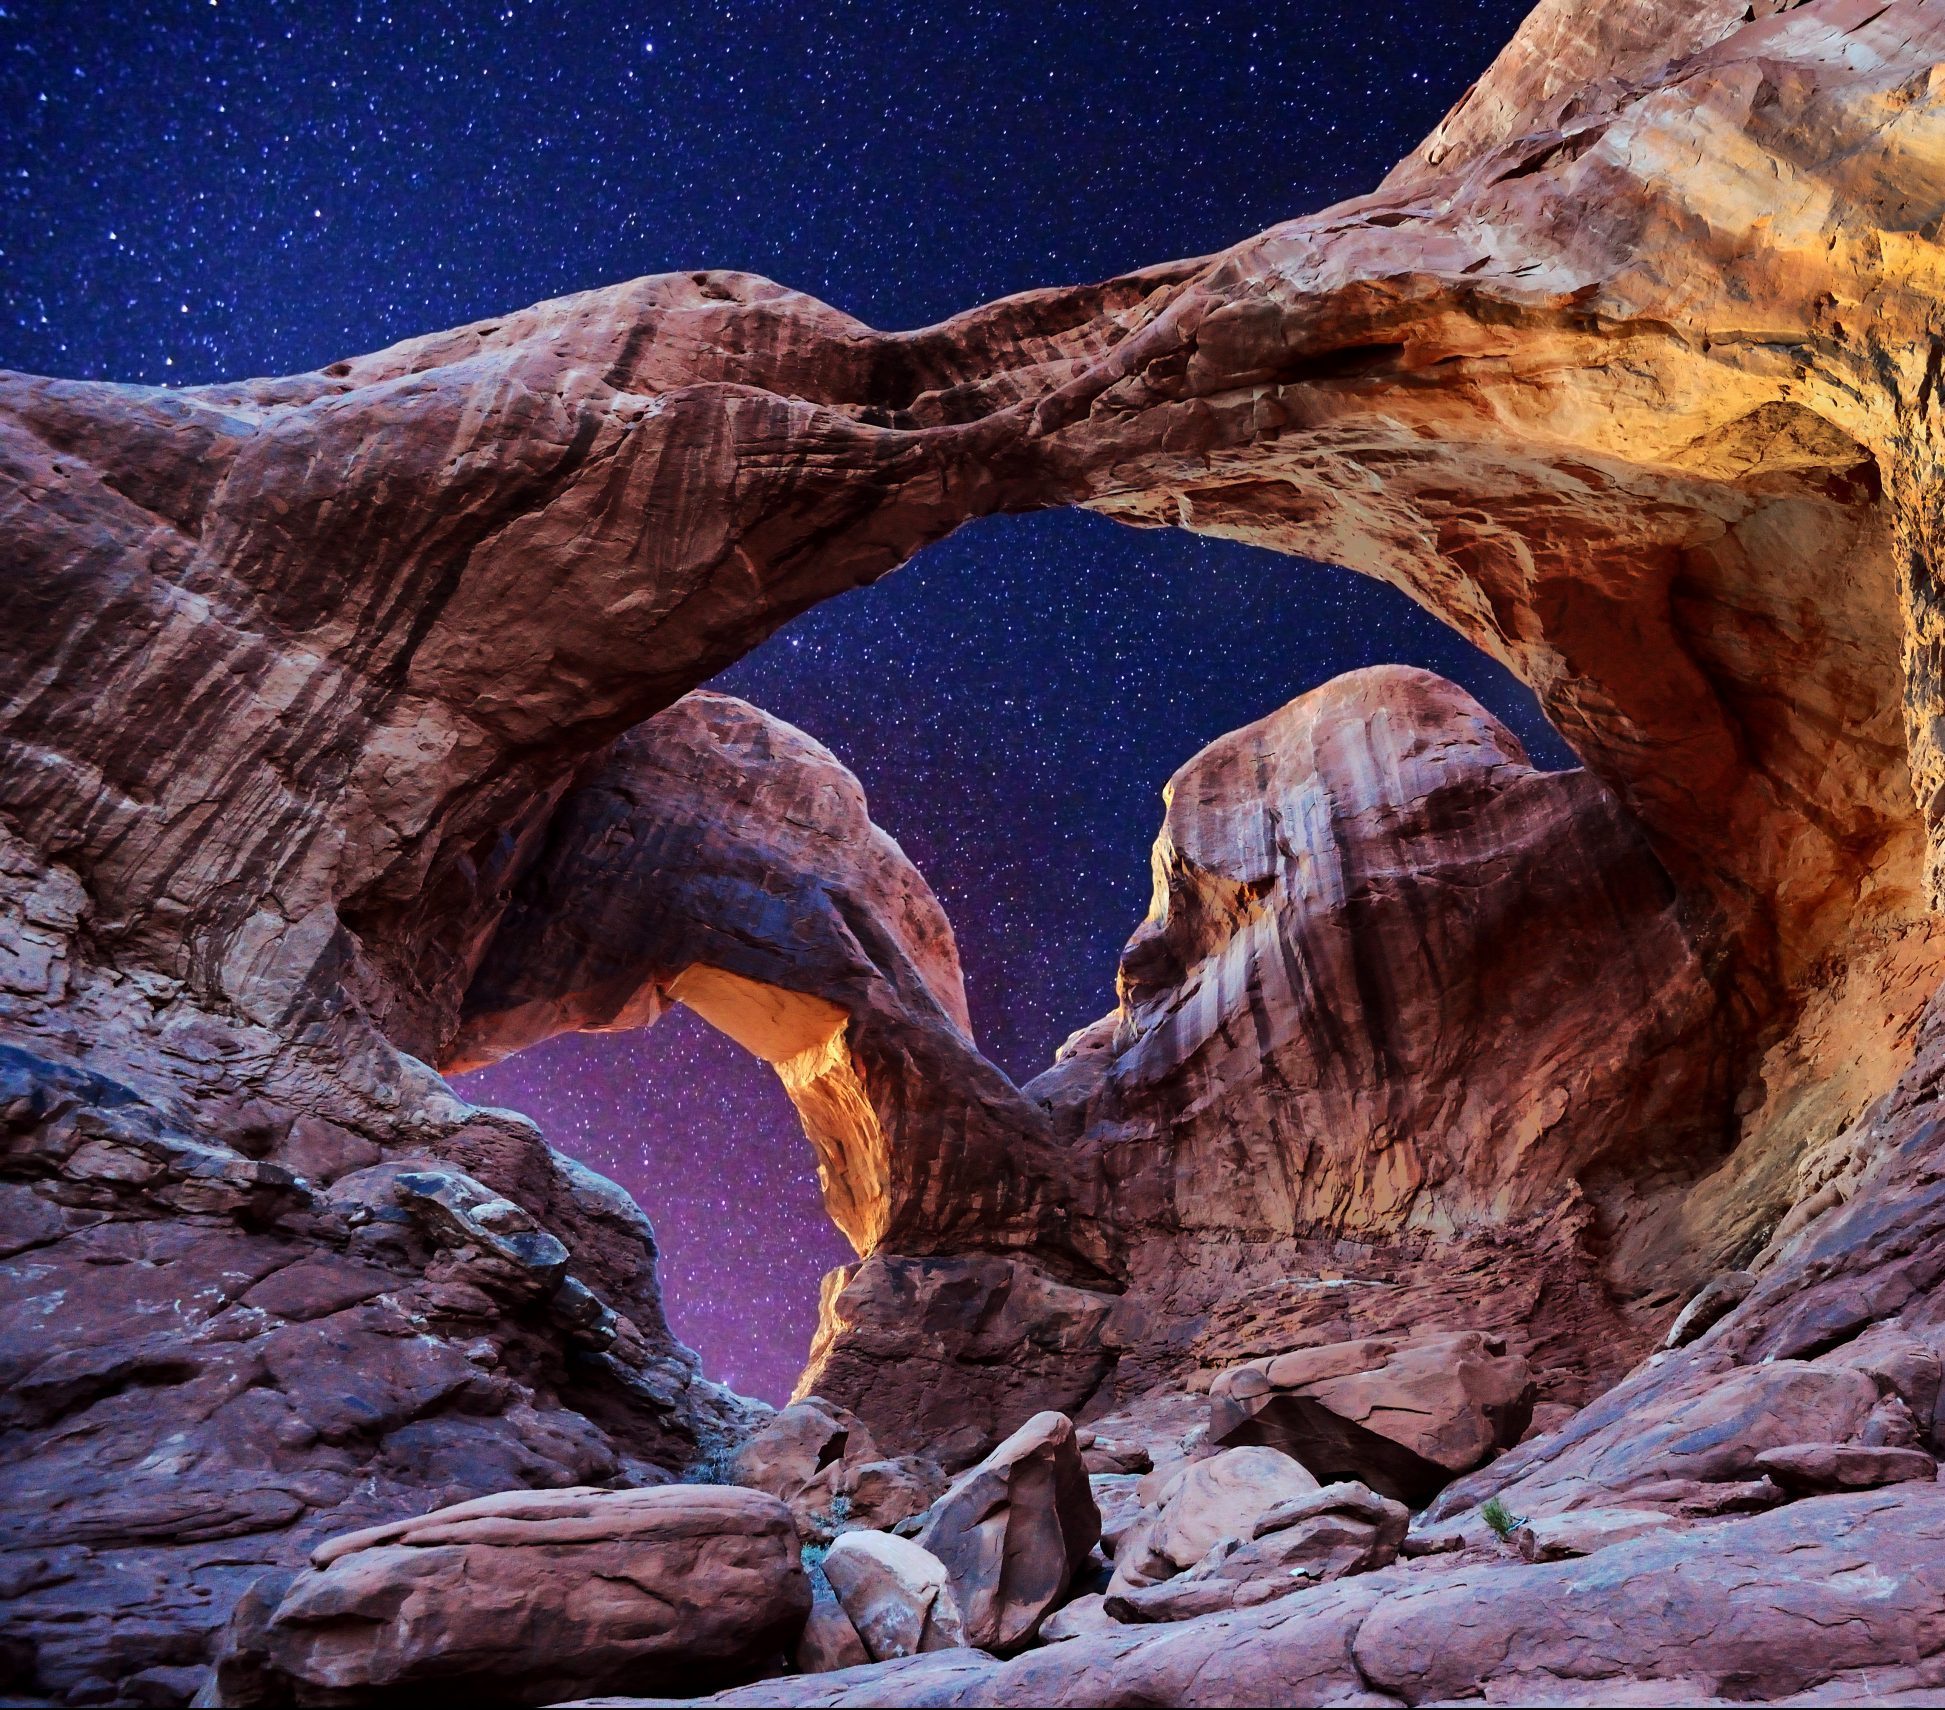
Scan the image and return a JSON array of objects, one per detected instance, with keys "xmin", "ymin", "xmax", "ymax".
[
  {"xmin": 447, "ymin": 691, "xmax": 1088, "ymax": 1270},
  {"xmin": 14, "ymin": 0, "xmax": 1945, "ymax": 1701},
  {"xmin": 1033, "ymin": 664, "xmax": 1729, "ymax": 1408},
  {"xmin": 443, "ymin": 692, "xmax": 1122, "ymax": 1451}
]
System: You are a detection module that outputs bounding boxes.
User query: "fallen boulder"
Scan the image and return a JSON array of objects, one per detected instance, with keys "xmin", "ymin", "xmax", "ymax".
[
  {"xmin": 1209, "ymin": 1332, "xmax": 1534, "ymax": 1506},
  {"xmin": 728, "ymin": 1396, "xmax": 869, "ymax": 1535},
  {"xmin": 208, "ymin": 1484, "xmax": 809, "ymax": 1705},
  {"xmin": 1752, "ymin": 1442, "xmax": 1938, "ymax": 1493},
  {"xmin": 728, "ymin": 1397, "xmax": 873, "ymax": 1504},
  {"xmin": 1106, "ymin": 1481, "xmax": 1407, "ymax": 1622},
  {"xmin": 793, "ymin": 1597, "xmax": 871, "ymax": 1674},
  {"xmin": 820, "ymin": 1530, "xmax": 966, "ymax": 1661},
  {"xmin": 1038, "ymin": 1592, "xmax": 1116, "ymax": 1644},
  {"xmin": 913, "ymin": 1410, "xmax": 1100, "ymax": 1653},
  {"xmin": 1517, "ymin": 1507, "xmax": 1683, "ymax": 1561},
  {"xmin": 726, "ymin": 1396, "xmax": 945, "ymax": 1539},
  {"xmin": 843, "ymin": 1456, "xmax": 949, "ymax": 1533},
  {"xmin": 1107, "ymin": 1445, "xmax": 1319, "ymax": 1593}
]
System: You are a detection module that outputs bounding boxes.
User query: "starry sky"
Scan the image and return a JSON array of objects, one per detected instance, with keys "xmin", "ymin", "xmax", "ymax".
[{"xmin": 3, "ymin": 0, "xmax": 1560, "ymax": 1403}]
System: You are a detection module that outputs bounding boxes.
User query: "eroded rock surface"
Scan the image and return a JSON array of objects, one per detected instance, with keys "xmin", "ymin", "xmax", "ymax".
[
  {"xmin": 723, "ymin": 1396, "xmax": 940, "ymax": 1539},
  {"xmin": 1106, "ymin": 1446, "xmax": 1319, "ymax": 1595},
  {"xmin": 0, "ymin": 1016, "xmax": 756, "ymax": 1702},
  {"xmin": 1031, "ymin": 667, "xmax": 1730, "ymax": 1416},
  {"xmin": 1209, "ymin": 1331, "xmax": 1534, "ymax": 1506},
  {"xmin": 659, "ymin": 1489, "xmax": 1945, "ymax": 1707},
  {"xmin": 445, "ymin": 695, "xmax": 1119, "ymax": 1458},
  {"xmin": 911, "ymin": 1410, "xmax": 1100, "ymax": 1654},
  {"xmin": 819, "ymin": 1531, "xmax": 965, "ymax": 1663},
  {"xmin": 1105, "ymin": 1481, "xmax": 1407, "ymax": 1622},
  {"xmin": 208, "ymin": 1485, "xmax": 808, "ymax": 1706},
  {"xmin": 15, "ymin": 0, "xmax": 1945, "ymax": 1702}
]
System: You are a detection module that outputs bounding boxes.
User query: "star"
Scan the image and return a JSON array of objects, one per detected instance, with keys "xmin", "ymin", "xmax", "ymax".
[{"xmin": 2, "ymin": 0, "xmax": 1552, "ymax": 1404}]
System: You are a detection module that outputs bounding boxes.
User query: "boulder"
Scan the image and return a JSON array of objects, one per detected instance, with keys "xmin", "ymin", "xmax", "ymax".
[
  {"xmin": 842, "ymin": 1457, "xmax": 949, "ymax": 1533},
  {"xmin": 1039, "ymin": 1593, "xmax": 1118, "ymax": 1643},
  {"xmin": 1106, "ymin": 1482, "xmax": 1407, "ymax": 1622},
  {"xmin": 1752, "ymin": 1443, "xmax": 1939, "ymax": 1494},
  {"xmin": 211, "ymin": 1484, "xmax": 809, "ymax": 1705},
  {"xmin": 793, "ymin": 1597, "xmax": 870, "ymax": 1674},
  {"xmin": 725, "ymin": 1396, "xmax": 945, "ymax": 1539},
  {"xmin": 727, "ymin": 1396, "xmax": 871, "ymax": 1537},
  {"xmin": 1210, "ymin": 1333, "xmax": 1534, "ymax": 1506},
  {"xmin": 913, "ymin": 1411, "xmax": 1100, "ymax": 1653},
  {"xmin": 1518, "ymin": 1507, "xmax": 1682, "ymax": 1561},
  {"xmin": 820, "ymin": 1530, "xmax": 966, "ymax": 1661},
  {"xmin": 728, "ymin": 1396, "xmax": 876, "ymax": 1507},
  {"xmin": 1107, "ymin": 1446, "xmax": 1319, "ymax": 1593}
]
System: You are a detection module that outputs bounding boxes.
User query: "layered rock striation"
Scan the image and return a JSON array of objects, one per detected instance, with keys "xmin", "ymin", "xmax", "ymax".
[
  {"xmin": 11, "ymin": 0, "xmax": 1945, "ymax": 1703},
  {"xmin": 1036, "ymin": 665, "xmax": 1729, "ymax": 1410}
]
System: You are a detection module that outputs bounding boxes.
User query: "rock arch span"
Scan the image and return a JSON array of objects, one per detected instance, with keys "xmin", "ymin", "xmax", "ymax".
[{"xmin": 13, "ymin": 2, "xmax": 1945, "ymax": 1698}]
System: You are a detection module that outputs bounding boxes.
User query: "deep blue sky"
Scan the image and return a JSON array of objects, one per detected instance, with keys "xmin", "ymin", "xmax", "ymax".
[{"xmin": 3, "ymin": 0, "xmax": 1555, "ymax": 1401}]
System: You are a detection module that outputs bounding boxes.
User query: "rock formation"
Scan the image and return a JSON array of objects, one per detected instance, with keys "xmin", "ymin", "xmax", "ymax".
[
  {"xmin": 447, "ymin": 694, "xmax": 1119, "ymax": 1459},
  {"xmin": 1208, "ymin": 1331, "xmax": 1535, "ymax": 1507},
  {"xmin": 1104, "ymin": 1481, "xmax": 1409, "ymax": 1623},
  {"xmin": 1034, "ymin": 666, "xmax": 1724, "ymax": 1420},
  {"xmin": 817, "ymin": 1531, "xmax": 965, "ymax": 1662},
  {"xmin": 690, "ymin": 1488, "xmax": 1945, "ymax": 1707},
  {"xmin": 910, "ymin": 1411, "xmax": 1100, "ymax": 1654},
  {"xmin": 210, "ymin": 1485, "xmax": 809, "ymax": 1706},
  {"xmin": 11, "ymin": 0, "xmax": 1945, "ymax": 1702}
]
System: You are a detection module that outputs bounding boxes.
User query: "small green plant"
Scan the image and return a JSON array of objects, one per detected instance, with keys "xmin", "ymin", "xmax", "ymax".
[
  {"xmin": 679, "ymin": 1441, "xmax": 738, "ymax": 1486},
  {"xmin": 800, "ymin": 1539, "xmax": 834, "ymax": 1599},
  {"xmin": 1479, "ymin": 1496, "xmax": 1523, "ymax": 1540},
  {"xmin": 802, "ymin": 1491, "xmax": 853, "ymax": 1546},
  {"xmin": 797, "ymin": 1492, "xmax": 852, "ymax": 1598}
]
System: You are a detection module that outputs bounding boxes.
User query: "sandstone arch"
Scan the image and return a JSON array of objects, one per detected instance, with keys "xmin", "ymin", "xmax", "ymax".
[
  {"xmin": 16, "ymin": 3, "xmax": 1945, "ymax": 1697},
  {"xmin": 444, "ymin": 692, "xmax": 1095, "ymax": 1273}
]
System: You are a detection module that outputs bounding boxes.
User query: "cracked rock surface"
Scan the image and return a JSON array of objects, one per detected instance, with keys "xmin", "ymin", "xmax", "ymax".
[{"xmin": 15, "ymin": 0, "xmax": 1945, "ymax": 1702}]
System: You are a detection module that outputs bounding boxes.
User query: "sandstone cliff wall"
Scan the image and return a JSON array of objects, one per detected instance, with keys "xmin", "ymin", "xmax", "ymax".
[{"xmin": 12, "ymin": 0, "xmax": 1945, "ymax": 1701}]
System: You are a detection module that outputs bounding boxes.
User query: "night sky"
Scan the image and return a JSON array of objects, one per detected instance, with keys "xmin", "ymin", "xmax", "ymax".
[{"xmin": 4, "ymin": 0, "xmax": 1560, "ymax": 1402}]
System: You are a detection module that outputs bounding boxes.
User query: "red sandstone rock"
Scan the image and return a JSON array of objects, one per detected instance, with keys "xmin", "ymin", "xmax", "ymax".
[
  {"xmin": 1106, "ymin": 1481, "xmax": 1407, "ymax": 1623},
  {"xmin": 1089, "ymin": 1474, "xmax": 1147, "ymax": 1559},
  {"xmin": 14, "ymin": 1, "xmax": 1945, "ymax": 1704},
  {"xmin": 911, "ymin": 1411, "xmax": 1100, "ymax": 1654},
  {"xmin": 1209, "ymin": 1332, "xmax": 1535, "ymax": 1506},
  {"xmin": 724, "ymin": 1397, "xmax": 938, "ymax": 1539},
  {"xmin": 819, "ymin": 1531, "xmax": 966, "ymax": 1662},
  {"xmin": 1037, "ymin": 1593, "xmax": 1115, "ymax": 1645},
  {"xmin": 1035, "ymin": 669, "xmax": 1724, "ymax": 1417},
  {"xmin": 792, "ymin": 1599, "xmax": 870, "ymax": 1675},
  {"xmin": 1751, "ymin": 1441, "xmax": 1939, "ymax": 1492},
  {"xmin": 655, "ymin": 1488, "xmax": 1945, "ymax": 1707},
  {"xmin": 804, "ymin": 1251, "xmax": 1116, "ymax": 1468},
  {"xmin": 447, "ymin": 695, "xmax": 1119, "ymax": 1460},
  {"xmin": 211, "ymin": 1485, "xmax": 809, "ymax": 1705},
  {"xmin": 1426, "ymin": 1357, "xmax": 1887, "ymax": 1526},
  {"xmin": 1106, "ymin": 1447, "xmax": 1319, "ymax": 1595},
  {"xmin": 448, "ymin": 695, "xmax": 1091, "ymax": 1274},
  {"xmin": 727, "ymin": 1399, "xmax": 875, "ymax": 1530}
]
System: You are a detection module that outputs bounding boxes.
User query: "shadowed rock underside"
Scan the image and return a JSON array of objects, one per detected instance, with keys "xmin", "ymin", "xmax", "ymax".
[{"xmin": 11, "ymin": 0, "xmax": 1945, "ymax": 1703}]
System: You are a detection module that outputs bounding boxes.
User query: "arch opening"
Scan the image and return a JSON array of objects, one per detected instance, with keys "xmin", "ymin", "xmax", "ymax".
[
  {"xmin": 454, "ymin": 1006, "xmax": 852, "ymax": 1406},
  {"xmin": 444, "ymin": 510, "xmax": 1589, "ymax": 1409}
]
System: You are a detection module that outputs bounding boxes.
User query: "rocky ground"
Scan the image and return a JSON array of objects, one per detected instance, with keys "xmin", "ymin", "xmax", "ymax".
[{"xmin": 11, "ymin": 0, "xmax": 1945, "ymax": 1702}]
